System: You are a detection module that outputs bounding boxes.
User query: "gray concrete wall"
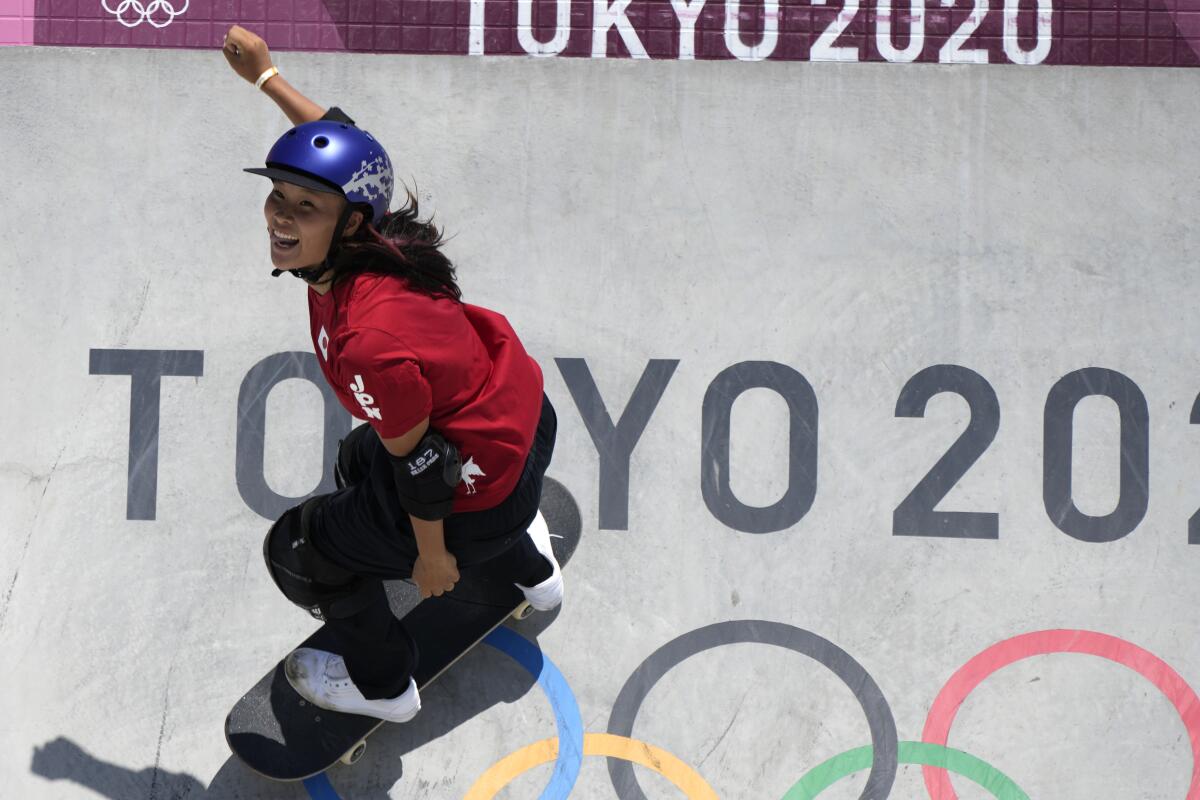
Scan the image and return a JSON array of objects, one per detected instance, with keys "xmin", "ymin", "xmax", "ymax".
[{"xmin": 3, "ymin": 46, "xmax": 1200, "ymax": 798}]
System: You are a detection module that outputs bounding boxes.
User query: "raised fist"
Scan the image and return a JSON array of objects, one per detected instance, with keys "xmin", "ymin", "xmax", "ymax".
[{"xmin": 221, "ymin": 25, "xmax": 274, "ymax": 85}]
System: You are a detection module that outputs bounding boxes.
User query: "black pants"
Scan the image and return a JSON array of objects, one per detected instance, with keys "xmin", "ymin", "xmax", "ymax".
[{"xmin": 307, "ymin": 394, "xmax": 557, "ymax": 699}]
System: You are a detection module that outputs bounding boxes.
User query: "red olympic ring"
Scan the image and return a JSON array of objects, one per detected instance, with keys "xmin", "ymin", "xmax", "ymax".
[{"xmin": 921, "ymin": 629, "xmax": 1200, "ymax": 799}]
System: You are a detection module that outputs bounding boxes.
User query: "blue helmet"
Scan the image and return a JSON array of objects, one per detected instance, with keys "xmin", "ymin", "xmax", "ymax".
[{"xmin": 245, "ymin": 120, "xmax": 394, "ymax": 223}]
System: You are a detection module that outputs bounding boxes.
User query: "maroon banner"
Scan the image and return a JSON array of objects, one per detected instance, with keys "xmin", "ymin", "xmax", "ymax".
[{"xmin": 19, "ymin": 0, "xmax": 1200, "ymax": 66}]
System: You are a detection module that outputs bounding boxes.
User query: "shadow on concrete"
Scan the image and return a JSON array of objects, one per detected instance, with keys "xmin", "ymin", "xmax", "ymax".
[
  {"xmin": 29, "ymin": 478, "xmax": 581, "ymax": 799},
  {"xmin": 31, "ymin": 736, "xmax": 207, "ymax": 799}
]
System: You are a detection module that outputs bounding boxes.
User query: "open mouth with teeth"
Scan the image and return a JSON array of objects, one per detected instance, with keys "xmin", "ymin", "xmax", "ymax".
[{"xmin": 271, "ymin": 228, "xmax": 300, "ymax": 253}]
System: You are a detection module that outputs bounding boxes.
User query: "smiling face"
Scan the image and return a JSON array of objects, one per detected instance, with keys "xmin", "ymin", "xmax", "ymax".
[{"xmin": 263, "ymin": 180, "xmax": 363, "ymax": 274}]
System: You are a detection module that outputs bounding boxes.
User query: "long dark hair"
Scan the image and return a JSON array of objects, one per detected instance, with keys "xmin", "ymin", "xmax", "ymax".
[{"xmin": 328, "ymin": 188, "xmax": 462, "ymax": 301}]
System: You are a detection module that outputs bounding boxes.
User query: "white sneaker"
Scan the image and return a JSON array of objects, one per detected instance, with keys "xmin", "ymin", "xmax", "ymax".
[
  {"xmin": 284, "ymin": 648, "xmax": 421, "ymax": 723},
  {"xmin": 515, "ymin": 511, "xmax": 563, "ymax": 611}
]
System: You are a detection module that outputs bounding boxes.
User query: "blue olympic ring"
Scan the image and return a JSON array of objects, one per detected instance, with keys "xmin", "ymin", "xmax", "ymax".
[
  {"xmin": 302, "ymin": 626, "xmax": 583, "ymax": 799},
  {"xmin": 484, "ymin": 626, "xmax": 584, "ymax": 798},
  {"xmin": 302, "ymin": 774, "xmax": 340, "ymax": 799}
]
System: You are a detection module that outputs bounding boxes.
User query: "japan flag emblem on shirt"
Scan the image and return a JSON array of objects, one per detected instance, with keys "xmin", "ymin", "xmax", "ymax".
[{"xmin": 317, "ymin": 327, "xmax": 330, "ymax": 361}]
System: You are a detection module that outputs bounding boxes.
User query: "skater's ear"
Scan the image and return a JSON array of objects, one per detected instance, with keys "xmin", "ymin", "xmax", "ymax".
[{"xmin": 341, "ymin": 207, "xmax": 366, "ymax": 239}]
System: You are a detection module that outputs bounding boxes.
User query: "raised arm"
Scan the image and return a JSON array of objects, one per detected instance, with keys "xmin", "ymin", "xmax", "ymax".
[{"xmin": 222, "ymin": 25, "xmax": 325, "ymax": 126}]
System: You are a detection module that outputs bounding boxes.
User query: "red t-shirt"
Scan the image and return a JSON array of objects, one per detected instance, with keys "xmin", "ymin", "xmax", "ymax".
[{"xmin": 308, "ymin": 273, "xmax": 544, "ymax": 512}]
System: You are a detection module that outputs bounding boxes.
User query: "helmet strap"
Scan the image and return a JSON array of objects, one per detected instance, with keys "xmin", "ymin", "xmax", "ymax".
[{"xmin": 270, "ymin": 203, "xmax": 358, "ymax": 285}]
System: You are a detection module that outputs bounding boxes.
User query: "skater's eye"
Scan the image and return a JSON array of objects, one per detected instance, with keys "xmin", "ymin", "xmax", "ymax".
[{"xmin": 271, "ymin": 191, "xmax": 314, "ymax": 208}]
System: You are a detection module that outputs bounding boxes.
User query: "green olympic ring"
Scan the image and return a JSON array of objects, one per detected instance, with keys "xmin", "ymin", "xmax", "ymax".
[{"xmin": 781, "ymin": 741, "xmax": 1030, "ymax": 800}]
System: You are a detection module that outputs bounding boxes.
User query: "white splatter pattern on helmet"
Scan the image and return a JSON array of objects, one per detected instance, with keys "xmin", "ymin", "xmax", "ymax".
[{"xmin": 342, "ymin": 155, "xmax": 394, "ymax": 209}]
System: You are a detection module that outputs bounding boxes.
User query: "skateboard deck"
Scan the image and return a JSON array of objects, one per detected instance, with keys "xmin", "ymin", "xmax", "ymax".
[{"xmin": 225, "ymin": 478, "xmax": 580, "ymax": 782}]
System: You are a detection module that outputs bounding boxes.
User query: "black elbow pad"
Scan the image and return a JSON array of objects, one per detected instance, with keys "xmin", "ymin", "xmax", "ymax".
[{"xmin": 390, "ymin": 430, "xmax": 462, "ymax": 520}]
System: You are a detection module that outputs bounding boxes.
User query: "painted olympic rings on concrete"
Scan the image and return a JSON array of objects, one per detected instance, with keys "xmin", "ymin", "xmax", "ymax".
[
  {"xmin": 464, "ymin": 733, "xmax": 719, "ymax": 799},
  {"xmin": 783, "ymin": 741, "xmax": 1030, "ymax": 799},
  {"xmin": 605, "ymin": 620, "xmax": 899, "ymax": 800},
  {"xmin": 921, "ymin": 629, "xmax": 1200, "ymax": 799},
  {"xmin": 301, "ymin": 626, "xmax": 583, "ymax": 800},
  {"xmin": 301, "ymin": 624, "xmax": 1200, "ymax": 799}
]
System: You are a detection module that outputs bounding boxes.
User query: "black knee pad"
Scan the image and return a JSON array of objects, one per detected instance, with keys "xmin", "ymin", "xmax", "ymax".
[
  {"xmin": 262, "ymin": 496, "xmax": 376, "ymax": 620},
  {"xmin": 334, "ymin": 423, "xmax": 375, "ymax": 490}
]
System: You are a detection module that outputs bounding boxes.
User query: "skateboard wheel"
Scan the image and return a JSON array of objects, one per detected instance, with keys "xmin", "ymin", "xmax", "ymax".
[
  {"xmin": 513, "ymin": 602, "xmax": 534, "ymax": 621},
  {"xmin": 341, "ymin": 740, "xmax": 367, "ymax": 766}
]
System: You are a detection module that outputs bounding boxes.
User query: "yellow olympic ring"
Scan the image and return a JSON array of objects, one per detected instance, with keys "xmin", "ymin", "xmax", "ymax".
[{"xmin": 464, "ymin": 733, "xmax": 720, "ymax": 799}]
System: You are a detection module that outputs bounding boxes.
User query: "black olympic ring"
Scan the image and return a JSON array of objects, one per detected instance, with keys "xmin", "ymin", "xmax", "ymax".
[{"xmin": 605, "ymin": 620, "xmax": 899, "ymax": 799}]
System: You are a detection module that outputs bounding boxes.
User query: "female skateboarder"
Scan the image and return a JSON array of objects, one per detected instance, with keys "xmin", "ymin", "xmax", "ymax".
[{"xmin": 222, "ymin": 25, "xmax": 563, "ymax": 723}]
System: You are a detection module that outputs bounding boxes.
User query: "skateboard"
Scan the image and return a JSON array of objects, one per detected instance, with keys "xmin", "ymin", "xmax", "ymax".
[{"xmin": 224, "ymin": 477, "xmax": 580, "ymax": 782}]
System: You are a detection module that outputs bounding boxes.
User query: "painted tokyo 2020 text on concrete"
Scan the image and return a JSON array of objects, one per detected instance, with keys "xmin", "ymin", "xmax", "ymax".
[
  {"xmin": 89, "ymin": 348, "xmax": 1200, "ymax": 545},
  {"xmin": 5, "ymin": 0, "xmax": 1200, "ymax": 67}
]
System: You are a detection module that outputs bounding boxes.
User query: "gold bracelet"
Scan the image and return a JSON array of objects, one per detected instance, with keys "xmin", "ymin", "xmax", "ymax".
[{"xmin": 254, "ymin": 66, "xmax": 280, "ymax": 90}]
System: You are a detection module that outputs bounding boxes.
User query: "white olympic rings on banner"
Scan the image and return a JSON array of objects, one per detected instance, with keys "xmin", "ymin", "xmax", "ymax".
[{"xmin": 100, "ymin": 0, "xmax": 189, "ymax": 28}]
